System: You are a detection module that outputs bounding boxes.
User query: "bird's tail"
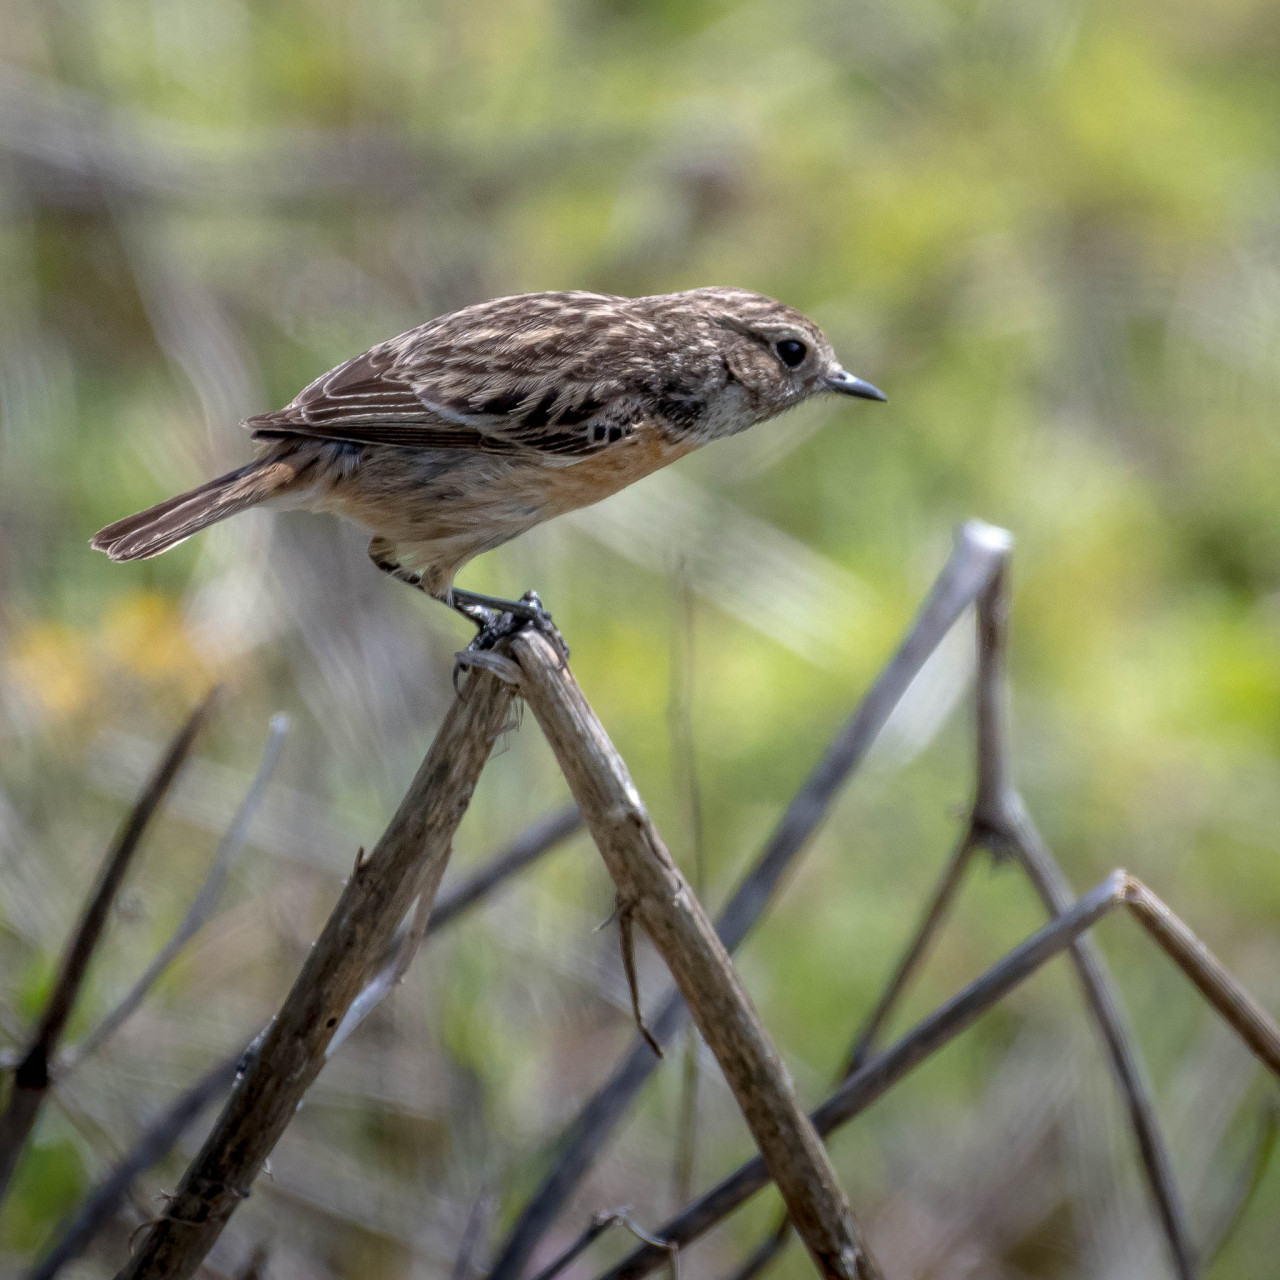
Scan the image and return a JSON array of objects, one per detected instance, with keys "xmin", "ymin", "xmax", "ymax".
[{"xmin": 91, "ymin": 458, "xmax": 299, "ymax": 562}]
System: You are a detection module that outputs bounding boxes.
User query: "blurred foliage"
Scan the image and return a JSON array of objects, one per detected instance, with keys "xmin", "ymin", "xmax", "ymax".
[{"xmin": 1, "ymin": 0, "xmax": 1279, "ymax": 1276}]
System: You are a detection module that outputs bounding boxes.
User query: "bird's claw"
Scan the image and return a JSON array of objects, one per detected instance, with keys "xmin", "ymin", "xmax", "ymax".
[
  {"xmin": 451, "ymin": 592, "xmax": 569, "ymax": 691},
  {"xmin": 511, "ymin": 591, "xmax": 571, "ymax": 665}
]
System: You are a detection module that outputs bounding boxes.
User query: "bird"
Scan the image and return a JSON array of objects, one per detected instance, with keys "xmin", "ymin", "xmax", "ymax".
[{"xmin": 92, "ymin": 287, "xmax": 885, "ymax": 652}]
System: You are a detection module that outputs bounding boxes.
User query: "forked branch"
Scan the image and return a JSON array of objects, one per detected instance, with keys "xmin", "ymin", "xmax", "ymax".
[
  {"xmin": 728, "ymin": 528, "xmax": 1202, "ymax": 1280},
  {"xmin": 973, "ymin": 548, "xmax": 1198, "ymax": 1279}
]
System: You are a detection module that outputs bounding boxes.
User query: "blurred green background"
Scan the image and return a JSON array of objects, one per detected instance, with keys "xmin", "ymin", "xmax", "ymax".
[{"xmin": 1, "ymin": 0, "xmax": 1278, "ymax": 1276}]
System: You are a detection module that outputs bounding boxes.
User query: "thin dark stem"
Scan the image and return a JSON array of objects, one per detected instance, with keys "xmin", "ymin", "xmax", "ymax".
[
  {"xmin": 616, "ymin": 901, "xmax": 663, "ymax": 1059},
  {"xmin": 63, "ymin": 714, "xmax": 288, "ymax": 1073},
  {"xmin": 24, "ymin": 1049, "xmax": 244, "ymax": 1280},
  {"xmin": 971, "ymin": 552, "xmax": 1014, "ymax": 831},
  {"xmin": 0, "ymin": 689, "xmax": 220, "ymax": 1207},
  {"xmin": 971, "ymin": 547, "xmax": 1199, "ymax": 1280},
  {"xmin": 487, "ymin": 521, "xmax": 1009, "ymax": 1280}
]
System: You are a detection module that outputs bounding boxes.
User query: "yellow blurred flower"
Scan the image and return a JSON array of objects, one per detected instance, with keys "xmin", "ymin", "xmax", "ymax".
[
  {"xmin": 100, "ymin": 592, "xmax": 205, "ymax": 688},
  {"xmin": 5, "ymin": 622, "xmax": 94, "ymax": 720},
  {"xmin": 5, "ymin": 593, "xmax": 211, "ymax": 726}
]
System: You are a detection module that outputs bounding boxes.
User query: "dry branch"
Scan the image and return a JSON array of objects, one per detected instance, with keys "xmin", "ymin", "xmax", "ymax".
[
  {"xmin": 0, "ymin": 689, "xmax": 220, "ymax": 1206},
  {"xmin": 488, "ymin": 521, "xmax": 1009, "ymax": 1280},
  {"xmin": 509, "ymin": 629, "xmax": 881, "ymax": 1280},
  {"xmin": 600, "ymin": 870, "xmax": 1280, "ymax": 1280},
  {"xmin": 115, "ymin": 669, "xmax": 516, "ymax": 1280}
]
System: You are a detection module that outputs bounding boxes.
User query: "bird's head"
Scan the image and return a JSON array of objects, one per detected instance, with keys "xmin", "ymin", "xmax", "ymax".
[{"xmin": 643, "ymin": 287, "xmax": 885, "ymax": 432}]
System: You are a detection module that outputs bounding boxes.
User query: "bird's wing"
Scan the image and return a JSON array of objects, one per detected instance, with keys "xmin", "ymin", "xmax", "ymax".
[{"xmin": 245, "ymin": 313, "xmax": 649, "ymax": 459}]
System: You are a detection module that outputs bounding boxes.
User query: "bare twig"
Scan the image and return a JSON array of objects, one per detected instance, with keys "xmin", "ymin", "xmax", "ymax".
[
  {"xmin": 0, "ymin": 689, "xmax": 220, "ymax": 1207},
  {"xmin": 972, "ymin": 550, "xmax": 1199, "ymax": 1279},
  {"xmin": 116, "ymin": 668, "xmax": 516, "ymax": 1280},
  {"xmin": 488, "ymin": 522, "xmax": 1008, "ymax": 1280},
  {"xmin": 600, "ymin": 869, "xmax": 1280, "ymax": 1280},
  {"xmin": 1122, "ymin": 878, "xmax": 1280, "ymax": 1077},
  {"xmin": 63, "ymin": 715, "xmax": 289, "ymax": 1073},
  {"xmin": 616, "ymin": 900, "xmax": 663, "ymax": 1058},
  {"xmin": 511, "ymin": 629, "xmax": 882, "ymax": 1280},
  {"xmin": 840, "ymin": 829, "xmax": 979, "ymax": 1078},
  {"xmin": 24, "ymin": 1049, "xmax": 244, "ymax": 1280}
]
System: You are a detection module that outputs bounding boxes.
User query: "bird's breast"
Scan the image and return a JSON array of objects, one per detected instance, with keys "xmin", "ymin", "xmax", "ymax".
[{"xmin": 533, "ymin": 423, "xmax": 700, "ymax": 516}]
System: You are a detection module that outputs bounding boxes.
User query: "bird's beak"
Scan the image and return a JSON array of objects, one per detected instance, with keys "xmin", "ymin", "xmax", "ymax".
[{"xmin": 824, "ymin": 368, "xmax": 887, "ymax": 402}]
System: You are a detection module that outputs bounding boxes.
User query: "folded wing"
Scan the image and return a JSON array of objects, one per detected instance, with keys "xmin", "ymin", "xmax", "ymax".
[{"xmin": 245, "ymin": 332, "xmax": 639, "ymax": 459}]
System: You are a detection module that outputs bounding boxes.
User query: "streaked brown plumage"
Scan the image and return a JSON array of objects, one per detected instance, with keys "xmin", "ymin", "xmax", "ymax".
[{"xmin": 92, "ymin": 287, "xmax": 884, "ymax": 636}]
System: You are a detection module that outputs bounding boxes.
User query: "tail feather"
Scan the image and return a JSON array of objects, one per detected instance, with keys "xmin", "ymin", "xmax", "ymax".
[{"xmin": 91, "ymin": 459, "xmax": 293, "ymax": 561}]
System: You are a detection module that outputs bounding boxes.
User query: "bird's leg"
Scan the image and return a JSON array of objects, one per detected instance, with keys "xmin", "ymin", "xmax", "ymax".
[
  {"xmin": 368, "ymin": 540, "xmax": 427, "ymax": 591},
  {"xmin": 368, "ymin": 540, "xmax": 568, "ymax": 664},
  {"xmin": 451, "ymin": 587, "xmax": 547, "ymax": 626}
]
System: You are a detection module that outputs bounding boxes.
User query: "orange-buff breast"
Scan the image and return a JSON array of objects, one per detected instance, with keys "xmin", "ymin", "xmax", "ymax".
[{"xmin": 533, "ymin": 426, "xmax": 699, "ymax": 518}]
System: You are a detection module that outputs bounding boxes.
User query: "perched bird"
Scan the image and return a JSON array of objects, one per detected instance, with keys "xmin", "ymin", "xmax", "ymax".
[{"xmin": 92, "ymin": 287, "xmax": 885, "ymax": 649}]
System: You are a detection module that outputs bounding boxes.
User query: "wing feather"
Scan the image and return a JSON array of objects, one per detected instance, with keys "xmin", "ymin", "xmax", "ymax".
[{"xmin": 244, "ymin": 296, "xmax": 654, "ymax": 459}]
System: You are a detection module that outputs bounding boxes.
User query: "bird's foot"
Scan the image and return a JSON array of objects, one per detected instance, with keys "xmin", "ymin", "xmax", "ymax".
[{"xmin": 451, "ymin": 589, "xmax": 570, "ymax": 683}]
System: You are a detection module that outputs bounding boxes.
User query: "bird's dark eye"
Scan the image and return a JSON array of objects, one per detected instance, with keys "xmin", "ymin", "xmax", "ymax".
[{"xmin": 776, "ymin": 338, "xmax": 807, "ymax": 368}]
